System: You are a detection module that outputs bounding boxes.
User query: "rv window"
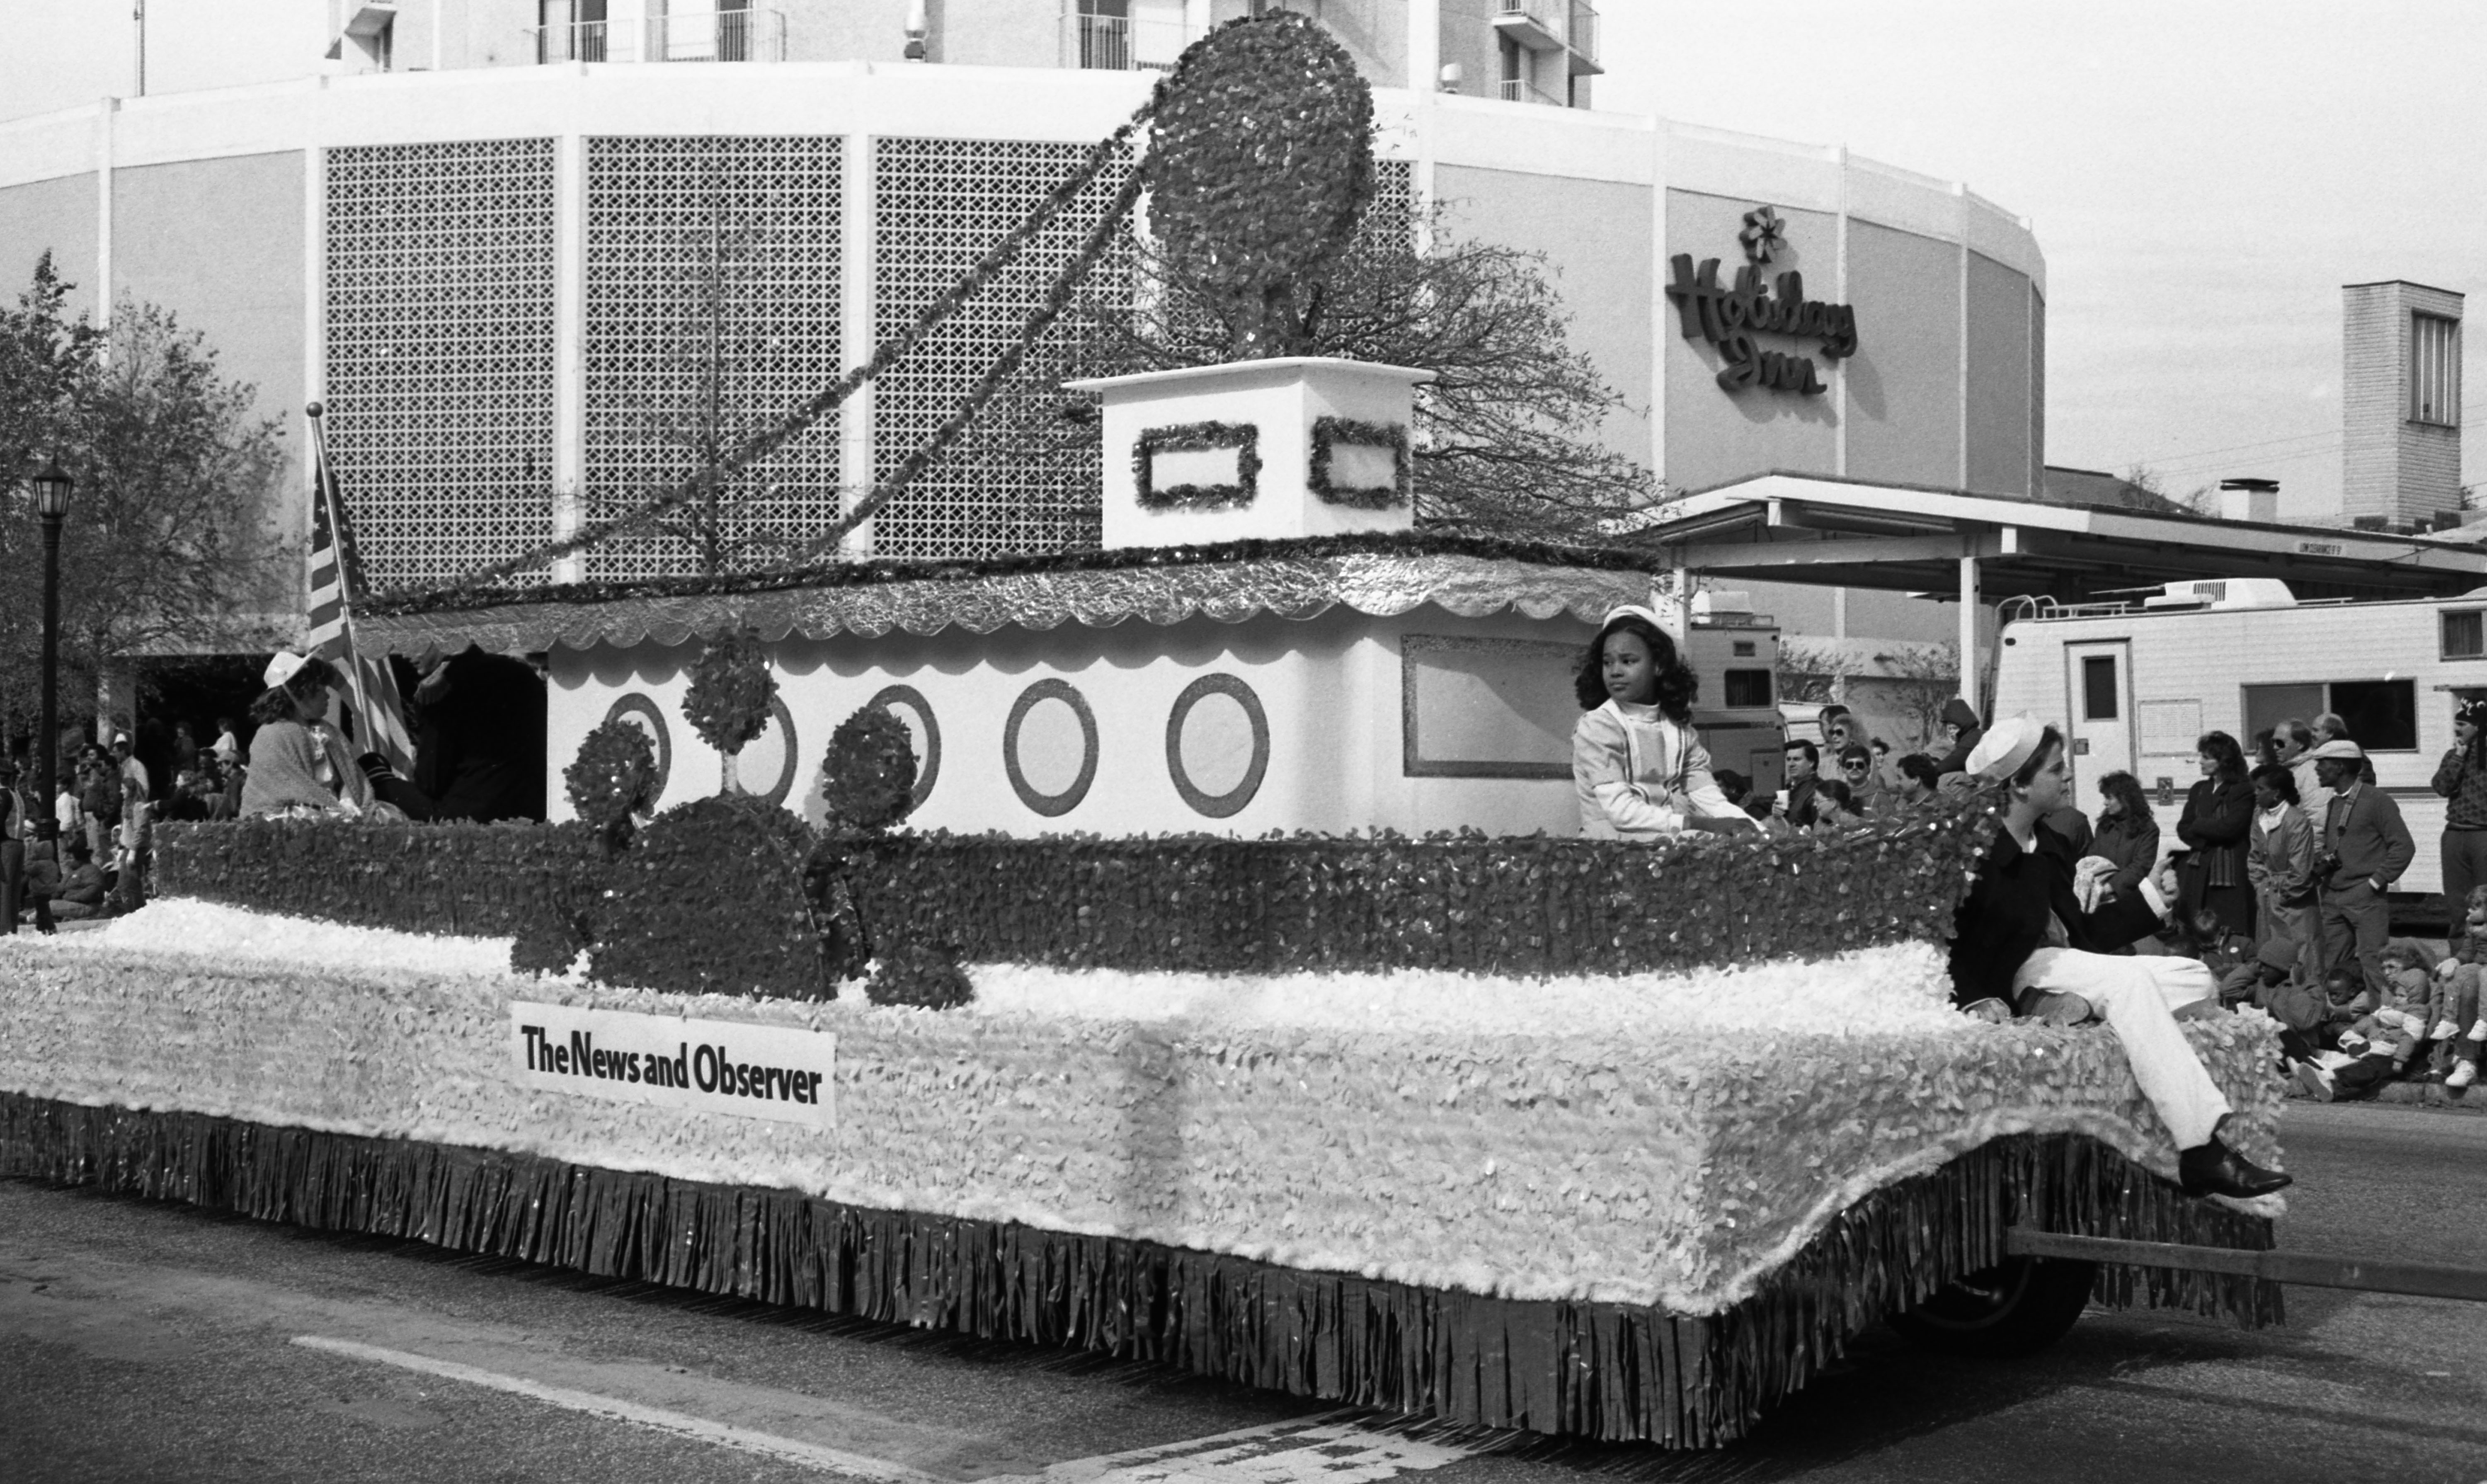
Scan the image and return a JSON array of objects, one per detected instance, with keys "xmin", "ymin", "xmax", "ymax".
[
  {"xmin": 2329, "ymin": 679, "xmax": 2418, "ymax": 752},
  {"xmin": 2445, "ymin": 611, "xmax": 2485, "ymax": 661},
  {"xmin": 2242, "ymin": 684, "xmax": 2325, "ymax": 746},
  {"xmin": 1722, "ymin": 669, "xmax": 1773, "ymax": 708},
  {"xmin": 2081, "ymin": 656, "xmax": 2119, "ymax": 720}
]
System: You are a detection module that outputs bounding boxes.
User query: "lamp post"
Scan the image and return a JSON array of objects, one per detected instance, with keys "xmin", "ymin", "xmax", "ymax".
[{"xmin": 30, "ymin": 458, "xmax": 72, "ymax": 853}]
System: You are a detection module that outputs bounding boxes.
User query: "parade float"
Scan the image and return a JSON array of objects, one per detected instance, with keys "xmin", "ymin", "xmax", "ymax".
[{"xmin": 0, "ymin": 14, "xmax": 2286, "ymax": 1449}]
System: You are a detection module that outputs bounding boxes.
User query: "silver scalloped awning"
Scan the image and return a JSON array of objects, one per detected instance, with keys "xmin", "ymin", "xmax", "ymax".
[{"xmin": 355, "ymin": 551, "xmax": 1657, "ymax": 660}]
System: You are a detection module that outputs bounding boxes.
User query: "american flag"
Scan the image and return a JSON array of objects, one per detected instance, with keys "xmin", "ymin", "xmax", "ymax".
[{"xmin": 306, "ymin": 412, "xmax": 416, "ymax": 775}]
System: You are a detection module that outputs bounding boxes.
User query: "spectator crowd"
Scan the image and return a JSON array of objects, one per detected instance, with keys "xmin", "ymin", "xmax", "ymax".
[{"xmin": 1, "ymin": 644, "xmax": 548, "ymax": 933}]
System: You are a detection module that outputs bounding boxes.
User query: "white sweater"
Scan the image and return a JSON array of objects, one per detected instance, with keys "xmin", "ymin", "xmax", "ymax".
[{"xmin": 1571, "ymin": 699, "xmax": 1756, "ymax": 839}]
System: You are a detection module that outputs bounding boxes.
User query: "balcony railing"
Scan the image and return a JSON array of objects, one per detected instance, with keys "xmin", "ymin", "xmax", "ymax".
[
  {"xmin": 1493, "ymin": 0, "xmax": 1599, "ymax": 78},
  {"xmin": 1493, "ymin": 0, "xmax": 1565, "ymax": 52},
  {"xmin": 1064, "ymin": 12, "xmax": 1197, "ymax": 71},
  {"xmin": 1496, "ymin": 76, "xmax": 1564, "ymax": 107},
  {"xmin": 1567, "ymin": 1, "xmax": 1599, "ymax": 69},
  {"xmin": 530, "ymin": 9, "xmax": 787, "ymax": 65}
]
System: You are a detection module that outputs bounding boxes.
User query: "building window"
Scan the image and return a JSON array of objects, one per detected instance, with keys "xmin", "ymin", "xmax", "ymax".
[
  {"xmin": 2081, "ymin": 655, "xmax": 2119, "ymax": 720},
  {"xmin": 538, "ymin": 0, "xmax": 608, "ymax": 62},
  {"xmin": 2412, "ymin": 312, "xmax": 2461, "ymax": 426},
  {"xmin": 1722, "ymin": 669, "xmax": 1772, "ymax": 709},
  {"xmin": 1076, "ymin": 0, "xmax": 1131, "ymax": 69},
  {"xmin": 2446, "ymin": 610, "xmax": 2486, "ymax": 661},
  {"xmin": 2247, "ymin": 679, "xmax": 2417, "ymax": 753}
]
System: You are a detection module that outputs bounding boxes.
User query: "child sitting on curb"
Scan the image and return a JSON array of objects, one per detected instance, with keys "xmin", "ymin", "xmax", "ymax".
[
  {"xmin": 2427, "ymin": 885, "xmax": 2487, "ymax": 1089},
  {"xmin": 2301, "ymin": 943, "xmax": 2440, "ymax": 1100}
]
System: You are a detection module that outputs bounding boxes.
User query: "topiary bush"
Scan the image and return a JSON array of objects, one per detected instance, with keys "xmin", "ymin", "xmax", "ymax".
[
  {"xmin": 564, "ymin": 717, "xmax": 658, "ymax": 850},
  {"xmin": 865, "ymin": 938, "xmax": 974, "ymax": 1010},
  {"xmin": 681, "ymin": 630, "xmax": 777, "ymax": 790},
  {"xmin": 588, "ymin": 794, "xmax": 832, "ymax": 1001},
  {"xmin": 1147, "ymin": 11, "xmax": 1376, "ymax": 356},
  {"xmin": 820, "ymin": 704, "xmax": 918, "ymax": 832}
]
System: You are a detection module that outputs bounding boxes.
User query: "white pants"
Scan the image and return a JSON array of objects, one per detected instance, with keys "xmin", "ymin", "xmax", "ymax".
[{"xmin": 2017, "ymin": 948, "xmax": 2232, "ymax": 1151}]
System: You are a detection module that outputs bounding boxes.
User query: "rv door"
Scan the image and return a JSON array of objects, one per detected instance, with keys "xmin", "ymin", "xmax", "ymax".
[{"xmin": 2065, "ymin": 642, "xmax": 2134, "ymax": 800}]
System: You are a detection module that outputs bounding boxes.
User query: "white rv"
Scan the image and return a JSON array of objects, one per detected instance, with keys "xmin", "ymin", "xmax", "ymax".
[{"xmin": 1991, "ymin": 578, "xmax": 2487, "ymax": 897}]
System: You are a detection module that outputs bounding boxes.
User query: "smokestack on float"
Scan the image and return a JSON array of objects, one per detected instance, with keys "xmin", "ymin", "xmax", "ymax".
[{"xmin": 2217, "ymin": 477, "xmax": 2279, "ymax": 524}]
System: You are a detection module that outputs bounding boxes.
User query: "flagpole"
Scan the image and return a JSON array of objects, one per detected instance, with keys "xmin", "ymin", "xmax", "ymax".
[{"xmin": 305, "ymin": 402, "xmax": 377, "ymax": 747}]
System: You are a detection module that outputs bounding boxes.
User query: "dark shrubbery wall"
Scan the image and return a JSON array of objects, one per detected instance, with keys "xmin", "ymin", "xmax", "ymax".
[
  {"xmin": 156, "ymin": 819, "xmax": 601, "ymax": 943},
  {"xmin": 156, "ymin": 799, "xmax": 1996, "ymax": 989}
]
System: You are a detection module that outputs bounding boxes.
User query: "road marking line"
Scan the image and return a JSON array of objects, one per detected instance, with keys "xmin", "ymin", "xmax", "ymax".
[
  {"xmin": 290, "ymin": 1335, "xmax": 941, "ymax": 1482},
  {"xmin": 294, "ymin": 1335, "xmax": 1479, "ymax": 1484},
  {"xmin": 1021, "ymin": 1414, "xmax": 1477, "ymax": 1484}
]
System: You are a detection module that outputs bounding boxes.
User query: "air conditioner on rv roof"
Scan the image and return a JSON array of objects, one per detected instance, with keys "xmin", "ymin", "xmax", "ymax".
[{"xmin": 2139, "ymin": 579, "xmax": 2297, "ymax": 611}]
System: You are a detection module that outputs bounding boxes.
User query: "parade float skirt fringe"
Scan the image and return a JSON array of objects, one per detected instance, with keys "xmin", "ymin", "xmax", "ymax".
[{"xmin": 1, "ymin": 1091, "xmax": 2276, "ymax": 1448}]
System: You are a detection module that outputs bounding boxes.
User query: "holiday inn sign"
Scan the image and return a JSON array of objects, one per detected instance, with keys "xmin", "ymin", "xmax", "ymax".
[{"xmin": 1665, "ymin": 205, "xmax": 1860, "ymax": 395}]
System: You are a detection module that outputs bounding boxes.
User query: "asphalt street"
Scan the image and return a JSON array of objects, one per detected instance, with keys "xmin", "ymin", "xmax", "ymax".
[{"xmin": 3, "ymin": 1101, "xmax": 2482, "ymax": 1484}]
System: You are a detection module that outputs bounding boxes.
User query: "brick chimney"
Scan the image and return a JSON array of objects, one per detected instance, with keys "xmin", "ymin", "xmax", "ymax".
[{"xmin": 2342, "ymin": 280, "xmax": 2463, "ymax": 526}]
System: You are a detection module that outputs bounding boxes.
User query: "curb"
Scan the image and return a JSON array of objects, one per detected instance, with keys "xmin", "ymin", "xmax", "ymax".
[{"xmin": 2285, "ymin": 1080, "xmax": 2485, "ymax": 1112}]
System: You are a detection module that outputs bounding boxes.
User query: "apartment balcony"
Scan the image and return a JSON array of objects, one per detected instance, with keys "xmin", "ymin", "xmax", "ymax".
[
  {"xmin": 529, "ymin": 9, "xmax": 787, "ymax": 65},
  {"xmin": 1063, "ymin": 11, "xmax": 1197, "ymax": 71},
  {"xmin": 1496, "ymin": 76, "xmax": 1564, "ymax": 107},
  {"xmin": 1567, "ymin": 1, "xmax": 1601, "ymax": 73},
  {"xmin": 1493, "ymin": 0, "xmax": 1600, "ymax": 77},
  {"xmin": 1492, "ymin": 0, "xmax": 1563, "ymax": 54}
]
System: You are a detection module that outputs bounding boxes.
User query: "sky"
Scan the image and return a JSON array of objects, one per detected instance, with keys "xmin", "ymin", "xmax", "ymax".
[{"xmin": 1595, "ymin": 0, "xmax": 2486, "ymax": 519}]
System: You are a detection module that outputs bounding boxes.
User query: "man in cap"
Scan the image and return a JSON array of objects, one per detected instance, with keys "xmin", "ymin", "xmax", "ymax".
[
  {"xmin": 1948, "ymin": 713, "xmax": 2291, "ymax": 1200},
  {"xmin": 2313, "ymin": 738, "xmax": 2414, "ymax": 1006},
  {"xmin": 110, "ymin": 730, "xmax": 151, "ymax": 901},
  {"xmin": 2432, "ymin": 698, "xmax": 2487, "ymax": 959}
]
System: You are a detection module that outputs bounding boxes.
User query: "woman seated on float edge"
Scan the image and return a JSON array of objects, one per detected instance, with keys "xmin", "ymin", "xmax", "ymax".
[
  {"xmin": 1949, "ymin": 714, "xmax": 2291, "ymax": 1202},
  {"xmin": 238, "ymin": 652, "xmax": 377, "ymax": 820},
  {"xmin": 1571, "ymin": 605, "xmax": 1759, "ymax": 838}
]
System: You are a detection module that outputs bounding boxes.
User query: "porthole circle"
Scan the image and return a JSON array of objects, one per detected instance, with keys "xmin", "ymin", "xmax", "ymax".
[
  {"xmin": 1004, "ymin": 679, "xmax": 1098, "ymax": 818},
  {"xmin": 1165, "ymin": 673, "xmax": 1269, "ymax": 819},
  {"xmin": 602, "ymin": 692, "xmax": 671, "ymax": 817},
  {"xmin": 737, "ymin": 694, "xmax": 800, "ymax": 807},
  {"xmin": 864, "ymin": 684, "xmax": 942, "ymax": 810}
]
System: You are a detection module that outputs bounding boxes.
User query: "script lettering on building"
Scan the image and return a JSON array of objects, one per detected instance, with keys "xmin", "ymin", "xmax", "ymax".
[
  {"xmin": 1664, "ymin": 206, "xmax": 1860, "ymax": 396},
  {"xmin": 509, "ymin": 1001, "xmax": 835, "ymax": 1129}
]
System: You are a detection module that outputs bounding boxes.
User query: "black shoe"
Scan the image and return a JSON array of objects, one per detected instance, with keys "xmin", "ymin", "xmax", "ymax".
[{"xmin": 2178, "ymin": 1137, "xmax": 2293, "ymax": 1199}]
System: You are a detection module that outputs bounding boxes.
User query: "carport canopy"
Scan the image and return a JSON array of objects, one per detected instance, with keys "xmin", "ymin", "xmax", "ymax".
[{"xmin": 1641, "ymin": 472, "xmax": 2487, "ymax": 680}]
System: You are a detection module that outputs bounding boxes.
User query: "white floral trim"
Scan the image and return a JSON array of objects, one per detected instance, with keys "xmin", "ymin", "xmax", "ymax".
[{"xmin": 2, "ymin": 900, "xmax": 2287, "ymax": 1314}]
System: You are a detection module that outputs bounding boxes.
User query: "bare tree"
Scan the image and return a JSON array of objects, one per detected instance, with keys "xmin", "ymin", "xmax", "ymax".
[
  {"xmin": 2122, "ymin": 463, "xmax": 2213, "ymax": 518},
  {"xmin": 1876, "ymin": 642, "xmax": 1963, "ymax": 751},
  {"xmin": 1774, "ymin": 637, "xmax": 1844, "ymax": 706},
  {"xmin": 1057, "ymin": 206, "xmax": 1660, "ymax": 542}
]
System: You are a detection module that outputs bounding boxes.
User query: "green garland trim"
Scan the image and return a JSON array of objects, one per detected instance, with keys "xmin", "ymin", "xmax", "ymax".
[
  {"xmin": 0, "ymin": 1093, "xmax": 2276, "ymax": 1447},
  {"xmin": 1135, "ymin": 421, "xmax": 1262, "ymax": 511},
  {"xmin": 1307, "ymin": 416, "xmax": 1411, "ymax": 510},
  {"xmin": 360, "ymin": 529, "xmax": 1668, "ymax": 618}
]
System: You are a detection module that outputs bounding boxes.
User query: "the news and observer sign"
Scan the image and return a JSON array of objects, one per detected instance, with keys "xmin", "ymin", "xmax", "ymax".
[{"xmin": 509, "ymin": 1002, "xmax": 835, "ymax": 1129}]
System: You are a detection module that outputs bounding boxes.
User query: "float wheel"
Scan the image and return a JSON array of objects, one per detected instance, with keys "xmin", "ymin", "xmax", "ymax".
[{"xmin": 1888, "ymin": 1257, "xmax": 2099, "ymax": 1358}]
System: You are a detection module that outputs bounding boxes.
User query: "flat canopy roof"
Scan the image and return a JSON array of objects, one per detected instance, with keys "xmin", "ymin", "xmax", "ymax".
[{"xmin": 1643, "ymin": 473, "xmax": 2487, "ymax": 605}]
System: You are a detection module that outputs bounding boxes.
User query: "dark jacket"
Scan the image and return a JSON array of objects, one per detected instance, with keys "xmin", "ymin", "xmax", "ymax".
[
  {"xmin": 2177, "ymin": 774, "xmax": 2253, "ymax": 890},
  {"xmin": 2319, "ymin": 780, "xmax": 2417, "ymax": 890},
  {"xmin": 1784, "ymin": 774, "xmax": 1820, "ymax": 828},
  {"xmin": 2432, "ymin": 744, "xmax": 2487, "ymax": 831},
  {"xmin": 1933, "ymin": 698, "xmax": 1985, "ymax": 776},
  {"xmin": 2088, "ymin": 810, "xmax": 2161, "ymax": 898},
  {"xmin": 2043, "ymin": 804, "xmax": 2093, "ymax": 858},
  {"xmin": 1948, "ymin": 819, "xmax": 2167, "ymax": 1011}
]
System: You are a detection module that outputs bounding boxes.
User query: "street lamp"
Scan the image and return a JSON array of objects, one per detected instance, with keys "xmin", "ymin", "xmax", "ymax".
[{"xmin": 29, "ymin": 458, "xmax": 71, "ymax": 864}]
